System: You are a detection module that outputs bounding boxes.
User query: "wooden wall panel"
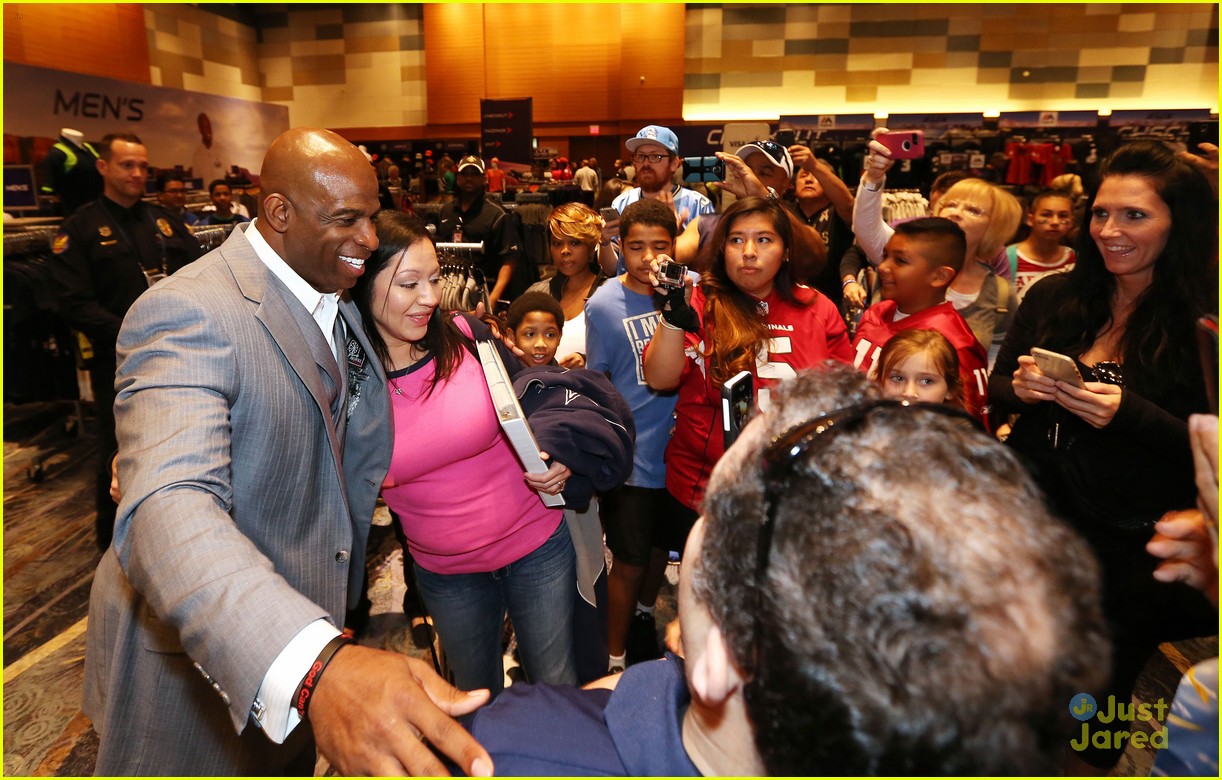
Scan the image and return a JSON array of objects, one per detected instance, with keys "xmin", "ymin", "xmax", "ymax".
[
  {"xmin": 612, "ymin": 4, "xmax": 685, "ymax": 122},
  {"xmin": 423, "ymin": 4, "xmax": 486, "ymax": 125},
  {"xmin": 3, "ymin": 3, "xmax": 150, "ymax": 83},
  {"xmin": 425, "ymin": 3, "xmax": 684, "ymax": 126}
]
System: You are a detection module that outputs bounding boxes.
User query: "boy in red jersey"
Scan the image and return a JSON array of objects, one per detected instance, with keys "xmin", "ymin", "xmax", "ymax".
[{"xmin": 852, "ymin": 217, "xmax": 989, "ymax": 424}]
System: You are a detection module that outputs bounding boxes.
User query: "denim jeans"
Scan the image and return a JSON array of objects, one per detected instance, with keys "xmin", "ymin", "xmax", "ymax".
[{"xmin": 413, "ymin": 520, "xmax": 577, "ymax": 696}]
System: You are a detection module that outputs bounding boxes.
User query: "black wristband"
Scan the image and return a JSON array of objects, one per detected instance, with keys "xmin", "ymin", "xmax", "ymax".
[
  {"xmin": 660, "ymin": 286, "xmax": 701, "ymax": 333},
  {"xmin": 295, "ymin": 634, "xmax": 352, "ymax": 720}
]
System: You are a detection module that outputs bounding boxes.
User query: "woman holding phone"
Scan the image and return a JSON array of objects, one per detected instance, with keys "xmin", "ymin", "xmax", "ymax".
[
  {"xmin": 643, "ymin": 196, "xmax": 853, "ymax": 527},
  {"xmin": 988, "ymin": 141, "xmax": 1217, "ymax": 771}
]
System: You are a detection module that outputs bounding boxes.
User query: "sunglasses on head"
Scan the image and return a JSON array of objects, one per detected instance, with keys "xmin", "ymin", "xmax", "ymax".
[
  {"xmin": 744, "ymin": 398, "xmax": 980, "ymax": 693},
  {"xmin": 753, "ymin": 140, "xmax": 786, "ymax": 158}
]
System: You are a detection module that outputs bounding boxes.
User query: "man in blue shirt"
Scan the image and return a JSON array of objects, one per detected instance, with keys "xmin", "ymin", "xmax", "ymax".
[{"xmin": 459, "ymin": 366, "xmax": 1109, "ymax": 776}]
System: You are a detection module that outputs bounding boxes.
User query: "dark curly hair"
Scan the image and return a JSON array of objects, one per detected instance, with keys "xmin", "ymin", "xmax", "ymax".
[{"xmin": 693, "ymin": 365, "xmax": 1109, "ymax": 774}]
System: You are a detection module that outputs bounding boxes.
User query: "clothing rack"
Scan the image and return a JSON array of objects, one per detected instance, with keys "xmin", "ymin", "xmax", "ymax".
[
  {"xmin": 191, "ymin": 224, "xmax": 235, "ymax": 252},
  {"xmin": 3, "ymin": 227, "xmax": 60, "ymax": 256},
  {"xmin": 436, "ymin": 241, "xmax": 485, "ymax": 255},
  {"xmin": 880, "ymin": 189, "xmax": 929, "ymax": 222}
]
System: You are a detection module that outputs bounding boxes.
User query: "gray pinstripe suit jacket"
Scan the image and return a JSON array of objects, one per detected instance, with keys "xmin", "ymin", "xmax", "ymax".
[{"xmin": 82, "ymin": 225, "xmax": 392, "ymax": 775}]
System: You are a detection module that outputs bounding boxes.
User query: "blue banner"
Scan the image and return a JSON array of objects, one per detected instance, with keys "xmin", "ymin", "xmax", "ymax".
[
  {"xmin": 998, "ymin": 111, "xmax": 1100, "ymax": 129},
  {"xmin": 1108, "ymin": 108, "xmax": 1214, "ymax": 126},
  {"xmin": 4, "ymin": 165, "xmax": 39, "ymax": 211}
]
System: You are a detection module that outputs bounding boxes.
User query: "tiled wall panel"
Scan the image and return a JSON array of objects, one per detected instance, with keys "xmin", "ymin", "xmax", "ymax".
[
  {"xmin": 143, "ymin": 3, "xmax": 427, "ymax": 129},
  {"xmin": 8, "ymin": 4, "xmax": 1216, "ymax": 135},
  {"xmin": 684, "ymin": 3, "xmax": 1219, "ymax": 120}
]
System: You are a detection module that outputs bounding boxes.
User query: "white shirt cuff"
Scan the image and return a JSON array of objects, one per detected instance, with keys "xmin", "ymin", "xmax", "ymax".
[{"xmin": 251, "ymin": 619, "xmax": 339, "ymax": 743}]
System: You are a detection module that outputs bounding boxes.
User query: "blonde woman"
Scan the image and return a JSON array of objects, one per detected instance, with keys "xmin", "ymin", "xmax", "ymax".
[{"xmin": 526, "ymin": 203, "xmax": 612, "ymax": 368}]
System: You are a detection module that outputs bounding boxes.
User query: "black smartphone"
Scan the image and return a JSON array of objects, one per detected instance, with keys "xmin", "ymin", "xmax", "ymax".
[
  {"xmin": 721, "ymin": 370, "xmax": 754, "ymax": 449},
  {"xmin": 682, "ymin": 156, "xmax": 725, "ymax": 183},
  {"xmin": 775, "ymin": 128, "xmax": 796, "ymax": 148},
  {"xmin": 1187, "ymin": 121, "xmax": 1219, "ymax": 154}
]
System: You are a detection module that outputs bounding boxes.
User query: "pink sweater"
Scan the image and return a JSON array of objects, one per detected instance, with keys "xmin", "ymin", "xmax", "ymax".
[{"xmin": 381, "ymin": 347, "xmax": 561, "ymax": 574}]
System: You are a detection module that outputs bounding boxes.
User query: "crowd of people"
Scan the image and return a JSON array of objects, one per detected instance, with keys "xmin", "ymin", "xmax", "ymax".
[{"xmin": 56, "ymin": 119, "xmax": 1218, "ymax": 776}]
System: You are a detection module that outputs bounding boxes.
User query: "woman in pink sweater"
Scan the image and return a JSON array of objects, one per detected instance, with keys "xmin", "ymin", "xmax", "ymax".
[{"xmin": 352, "ymin": 210, "xmax": 576, "ymax": 696}]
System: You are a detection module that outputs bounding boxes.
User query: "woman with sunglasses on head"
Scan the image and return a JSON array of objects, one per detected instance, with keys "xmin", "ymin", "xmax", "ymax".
[
  {"xmin": 524, "ymin": 203, "xmax": 612, "ymax": 369},
  {"xmin": 643, "ymin": 196, "xmax": 853, "ymax": 532},
  {"xmin": 856, "ymin": 130, "xmax": 1023, "ymax": 365},
  {"xmin": 990, "ymin": 140, "xmax": 1218, "ymax": 773},
  {"xmin": 352, "ymin": 210, "xmax": 578, "ymax": 698}
]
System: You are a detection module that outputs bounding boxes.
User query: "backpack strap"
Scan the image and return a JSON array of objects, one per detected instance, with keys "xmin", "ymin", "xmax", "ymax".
[{"xmin": 1005, "ymin": 244, "xmax": 1020, "ymax": 281}]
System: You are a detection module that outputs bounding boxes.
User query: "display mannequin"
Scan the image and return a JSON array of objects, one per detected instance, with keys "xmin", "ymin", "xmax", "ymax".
[{"xmin": 40, "ymin": 127, "xmax": 103, "ymax": 215}]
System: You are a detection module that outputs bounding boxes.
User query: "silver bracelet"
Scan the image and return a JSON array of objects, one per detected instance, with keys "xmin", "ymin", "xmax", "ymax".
[{"xmin": 659, "ymin": 318, "xmax": 684, "ymax": 332}]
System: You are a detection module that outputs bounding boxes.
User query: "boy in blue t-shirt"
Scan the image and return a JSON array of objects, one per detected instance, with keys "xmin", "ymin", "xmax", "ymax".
[{"xmin": 585, "ymin": 198, "xmax": 686, "ymax": 673}]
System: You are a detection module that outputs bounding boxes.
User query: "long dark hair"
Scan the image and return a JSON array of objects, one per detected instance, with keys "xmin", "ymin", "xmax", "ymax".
[
  {"xmin": 701, "ymin": 196, "xmax": 809, "ymax": 385},
  {"xmin": 351, "ymin": 210, "xmax": 466, "ymax": 394},
  {"xmin": 1031, "ymin": 141, "xmax": 1217, "ymax": 398}
]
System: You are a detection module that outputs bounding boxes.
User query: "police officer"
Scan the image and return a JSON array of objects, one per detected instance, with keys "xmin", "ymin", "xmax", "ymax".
[{"xmin": 48, "ymin": 131, "xmax": 203, "ymax": 550}]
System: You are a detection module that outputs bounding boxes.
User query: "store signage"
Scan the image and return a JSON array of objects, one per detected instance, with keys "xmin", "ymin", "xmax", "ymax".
[
  {"xmin": 720, "ymin": 122, "xmax": 772, "ymax": 151},
  {"xmin": 780, "ymin": 114, "xmax": 876, "ymax": 132},
  {"xmin": 998, "ymin": 111, "xmax": 1099, "ymax": 129},
  {"xmin": 53, "ymin": 89, "xmax": 146, "ymax": 122},
  {"xmin": 1107, "ymin": 108, "xmax": 1213, "ymax": 126},
  {"xmin": 481, "ymin": 98, "xmax": 533, "ymax": 167},
  {"xmin": 886, "ymin": 113, "xmax": 985, "ymax": 129},
  {"xmin": 3, "ymin": 63, "xmax": 287, "ymax": 173},
  {"xmin": 4, "ymin": 165, "xmax": 38, "ymax": 210}
]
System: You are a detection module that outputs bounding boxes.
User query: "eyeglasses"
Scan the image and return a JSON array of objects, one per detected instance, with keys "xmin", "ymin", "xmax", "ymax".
[
  {"xmin": 631, "ymin": 152, "xmax": 669, "ymax": 164},
  {"xmin": 939, "ymin": 200, "xmax": 989, "ymax": 219},
  {"xmin": 745, "ymin": 399, "xmax": 981, "ymax": 697}
]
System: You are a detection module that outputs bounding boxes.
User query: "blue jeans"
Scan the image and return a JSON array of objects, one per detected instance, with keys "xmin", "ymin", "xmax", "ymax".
[{"xmin": 413, "ymin": 520, "xmax": 577, "ymax": 696}]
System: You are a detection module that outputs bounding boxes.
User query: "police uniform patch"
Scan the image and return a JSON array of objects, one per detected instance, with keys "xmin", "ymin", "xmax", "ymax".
[
  {"xmin": 52, "ymin": 232, "xmax": 69, "ymax": 254},
  {"xmin": 98, "ymin": 225, "xmax": 112, "ymax": 238},
  {"xmin": 157, "ymin": 218, "xmax": 174, "ymax": 237}
]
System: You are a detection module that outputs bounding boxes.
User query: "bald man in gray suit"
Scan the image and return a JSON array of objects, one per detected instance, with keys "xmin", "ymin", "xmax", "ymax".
[{"xmin": 83, "ymin": 128, "xmax": 493, "ymax": 776}]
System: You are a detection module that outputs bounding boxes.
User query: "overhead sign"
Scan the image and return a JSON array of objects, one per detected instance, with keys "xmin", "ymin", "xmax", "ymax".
[
  {"xmin": 999, "ymin": 111, "xmax": 1099, "ymax": 129},
  {"xmin": 1107, "ymin": 108, "xmax": 1213, "ymax": 126},
  {"xmin": 780, "ymin": 114, "xmax": 876, "ymax": 132},
  {"xmin": 481, "ymin": 98, "xmax": 533, "ymax": 167}
]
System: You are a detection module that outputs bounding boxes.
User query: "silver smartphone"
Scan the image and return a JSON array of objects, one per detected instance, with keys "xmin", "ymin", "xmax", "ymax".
[{"xmin": 1030, "ymin": 347, "xmax": 1085, "ymax": 387}]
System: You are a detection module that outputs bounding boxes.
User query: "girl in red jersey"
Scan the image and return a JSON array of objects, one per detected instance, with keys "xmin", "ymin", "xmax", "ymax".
[{"xmin": 643, "ymin": 196, "xmax": 852, "ymax": 519}]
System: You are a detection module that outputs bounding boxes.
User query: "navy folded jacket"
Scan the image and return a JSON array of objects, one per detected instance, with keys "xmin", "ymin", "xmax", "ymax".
[{"xmin": 513, "ymin": 365, "xmax": 636, "ymax": 511}]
